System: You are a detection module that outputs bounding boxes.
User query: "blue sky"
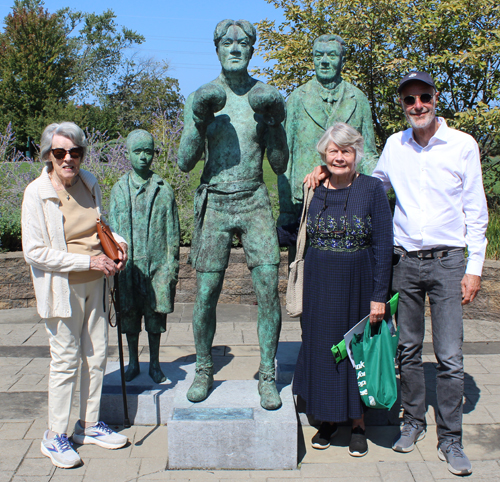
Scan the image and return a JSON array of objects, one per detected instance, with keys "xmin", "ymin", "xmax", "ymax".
[{"xmin": 0, "ymin": 0, "xmax": 285, "ymax": 99}]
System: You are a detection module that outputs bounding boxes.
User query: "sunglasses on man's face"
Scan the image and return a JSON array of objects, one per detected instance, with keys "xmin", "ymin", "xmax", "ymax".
[
  {"xmin": 402, "ymin": 93, "xmax": 434, "ymax": 106},
  {"xmin": 51, "ymin": 147, "xmax": 84, "ymax": 160}
]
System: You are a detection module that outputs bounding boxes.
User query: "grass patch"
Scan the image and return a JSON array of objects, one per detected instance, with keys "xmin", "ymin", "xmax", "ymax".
[{"xmin": 486, "ymin": 207, "xmax": 500, "ymax": 259}]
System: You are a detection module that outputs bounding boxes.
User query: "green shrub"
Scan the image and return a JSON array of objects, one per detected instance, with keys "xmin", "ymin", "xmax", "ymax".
[
  {"xmin": 0, "ymin": 209, "xmax": 22, "ymax": 252},
  {"xmin": 486, "ymin": 208, "xmax": 500, "ymax": 260},
  {"xmin": 482, "ymin": 156, "xmax": 500, "ymax": 208}
]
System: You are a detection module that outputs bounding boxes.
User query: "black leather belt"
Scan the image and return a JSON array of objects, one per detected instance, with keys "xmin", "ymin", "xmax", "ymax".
[{"xmin": 403, "ymin": 247, "xmax": 463, "ymax": 259}]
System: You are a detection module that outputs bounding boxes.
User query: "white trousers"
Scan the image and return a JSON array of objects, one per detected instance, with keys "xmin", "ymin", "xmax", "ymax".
[{"xmin": 44, "ymin": 277, "xmax": 108, "ymax": 434}]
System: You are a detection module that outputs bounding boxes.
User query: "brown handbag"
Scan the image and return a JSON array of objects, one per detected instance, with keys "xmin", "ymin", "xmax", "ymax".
[{"xmin": 96, "ymin": 216, "xmax": 123, "ymax": 263}]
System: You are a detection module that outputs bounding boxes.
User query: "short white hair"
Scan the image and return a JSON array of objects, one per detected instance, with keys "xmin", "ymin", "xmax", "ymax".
[
  {"xmin": 316, "ymin": 122, "xmax": 364, "ymax": 167},
  {"xmin": 39, "ymin": 122, "xmax": 88, "ymax": 170}
]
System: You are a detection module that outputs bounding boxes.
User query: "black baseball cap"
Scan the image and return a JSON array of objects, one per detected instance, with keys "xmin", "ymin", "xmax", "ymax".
[{"xmin": 397, "ymin": 71, "xmax": 436, "ymax": 93}]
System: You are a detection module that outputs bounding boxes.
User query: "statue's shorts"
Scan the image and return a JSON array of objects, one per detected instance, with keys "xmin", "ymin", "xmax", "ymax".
[
  {"xmin": 195, "ymin": 183, "xmax": 280, "ymax": 273},
  {"xmin": 120, "ymin": 263, "xmax": 167, "ymax": 335},
  {"xmin": 121, "ymin": 305, "xmax": 166, "ymax": 335}
]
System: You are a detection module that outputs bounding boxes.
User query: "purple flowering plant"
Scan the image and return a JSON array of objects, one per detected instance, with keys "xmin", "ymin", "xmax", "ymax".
[{"xmin": 0, "ymin": 109, "xmax": 196, "ymax": 250}]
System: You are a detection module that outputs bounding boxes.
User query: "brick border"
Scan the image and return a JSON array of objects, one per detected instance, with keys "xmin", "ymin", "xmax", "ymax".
[
  {"xmin": 0, "ymin": 249, "xmax": 289, "ymax": 309},
  {"xmin": 1, "ymin": 250, "xmax": 499, "ymax": 320}
]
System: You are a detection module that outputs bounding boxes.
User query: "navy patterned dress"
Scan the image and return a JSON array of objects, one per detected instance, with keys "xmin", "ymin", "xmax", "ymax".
[{"xmin": 280, "ymin": 174, "xmax": 393, "ymax": 422}]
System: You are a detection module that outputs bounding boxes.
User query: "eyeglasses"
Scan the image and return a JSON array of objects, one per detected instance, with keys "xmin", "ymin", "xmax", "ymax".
[
  {"xmin": 51, "ymin": 147, "xmax": 84, "ymax": 160},
  {"xmin": 402, "ymin": 93, "xmax": 434, "ymax": 106}
]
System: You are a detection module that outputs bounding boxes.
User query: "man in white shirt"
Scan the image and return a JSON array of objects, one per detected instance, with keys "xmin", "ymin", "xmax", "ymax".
[
  {"xmin": 305, "ymin": 71, "xmax": 488, "ymax": 476},
  {"xmin": 377, "ymin": 71, "xmax": 487, "ymax": 476}
]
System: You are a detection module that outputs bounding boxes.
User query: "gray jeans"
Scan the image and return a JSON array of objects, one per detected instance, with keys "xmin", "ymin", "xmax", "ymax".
[{"xmin": 392, "ymin": 247, "xmax": 465, "ymax": 445}]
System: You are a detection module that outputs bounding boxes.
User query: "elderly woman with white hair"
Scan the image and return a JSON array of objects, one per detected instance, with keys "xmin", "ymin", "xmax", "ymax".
[
  {"xmin": 278, "ymin": 122, "xmax": 393, "ymax": 456},
  {"xmin": 22, "ymin": 122, "xmax": 129, "ymax": 469}
]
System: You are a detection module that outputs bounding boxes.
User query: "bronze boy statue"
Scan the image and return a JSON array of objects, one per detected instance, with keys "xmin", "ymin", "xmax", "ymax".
[{"xmin": 110, "ymin": 129, "xmax": 180, "ymax": 383}]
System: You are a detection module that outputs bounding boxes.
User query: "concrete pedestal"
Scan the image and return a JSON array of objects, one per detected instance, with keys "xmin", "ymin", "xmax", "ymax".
[
  {"xmin": 101, "ymin": 361, "xmax": 194, "ymax": 425},
  {"xmin": 167, "ymin": 379, "xmax": 297, "ymax": 470}
]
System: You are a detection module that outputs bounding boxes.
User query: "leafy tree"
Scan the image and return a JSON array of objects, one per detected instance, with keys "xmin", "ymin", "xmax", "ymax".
[
  {"xmin": 255, "ymin": 0, "xmax": 500, "ymax": 160},
  {"xmin": 41, "ymin": 101, "xmax": 124, "ymax": 139},
  {"xmin": 60, "ymin": 8, "xmax": 145, "ymax": 101},
  {"xmin": 0, "ymin": 0, "xmax": 145, "ymax": 150},
  {"xmin": 0, "ymin": 0, "xmax": 74, "ymax": 149},
  {"xmin": 103, "ymin": 58, "xmax": 184, "ymax": 133}
]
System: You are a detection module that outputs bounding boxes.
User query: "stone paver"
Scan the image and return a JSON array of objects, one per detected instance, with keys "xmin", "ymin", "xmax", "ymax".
[{"xmin": 0, "ymin": 304, "xmax": 499, "ymax": 481}]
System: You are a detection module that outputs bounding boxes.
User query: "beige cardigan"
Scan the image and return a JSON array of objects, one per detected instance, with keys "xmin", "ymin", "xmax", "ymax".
[{"xmin": 22, "ymin": 167, "xmax": 126, "ymax": 318}]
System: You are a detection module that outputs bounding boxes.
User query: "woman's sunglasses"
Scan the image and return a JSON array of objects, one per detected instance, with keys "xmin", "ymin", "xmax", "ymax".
[
  {"xmin": 51, "ymin": 147, "xmax": 84, "ymax": 160},
  {"xmin": 402, "ymin": 93, "xmax": 434, "ymax": 106}
]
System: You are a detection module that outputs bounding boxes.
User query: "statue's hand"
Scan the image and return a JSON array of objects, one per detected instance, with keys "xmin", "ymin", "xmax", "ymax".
[
  {"xmin": 248, "ymin": 83, "xmax": 285, "ymax": 126},
  {"xmin": 192, "ymin": 83, "xmax": 226, "ymax": 125}
]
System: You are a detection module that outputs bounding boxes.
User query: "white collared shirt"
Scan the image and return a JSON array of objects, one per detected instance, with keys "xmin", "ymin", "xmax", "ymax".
[{"xmin": 373, "ymin": 117, "xmax": 488, "ymax": 276}]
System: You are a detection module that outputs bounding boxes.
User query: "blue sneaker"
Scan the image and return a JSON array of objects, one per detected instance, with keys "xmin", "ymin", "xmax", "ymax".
[
  {"xmin": 392, "ymin": 422, "xmax": 426, "ymax": 453},
  {"xmin": 438, "ymin": 441, "xmax": 472, "ymax": 476},
  {"xmin": 72, "ymin": 421, "xmax": 128, "ymax": 449},
  {"xmin": 40, "ymin": 430, "xmax": 81, "ymax": 469}
]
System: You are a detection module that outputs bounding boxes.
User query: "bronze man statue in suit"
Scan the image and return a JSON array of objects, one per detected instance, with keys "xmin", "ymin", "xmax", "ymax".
[{"xmin": 278, "ymin": 34, "xmax": 378, "ymax": 226}]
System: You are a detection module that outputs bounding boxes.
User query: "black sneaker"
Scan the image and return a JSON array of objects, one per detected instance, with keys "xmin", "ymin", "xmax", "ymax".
[
  {"xmin": 349, "ymin": 426, "xmax": 368, "ymax": 457},
  {"xmin": 311, "ymin": 422, "xmax": 338, "ymax": 449}
]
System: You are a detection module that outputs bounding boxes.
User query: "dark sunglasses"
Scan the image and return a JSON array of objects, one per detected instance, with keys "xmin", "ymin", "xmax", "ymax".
[
  {"xmin": 402, "ymin": 93, "xmax": 434, "ymax": 106},
  {"xmin": 51, "ymin": 147, "xmax": 84, "ymax": 160}
]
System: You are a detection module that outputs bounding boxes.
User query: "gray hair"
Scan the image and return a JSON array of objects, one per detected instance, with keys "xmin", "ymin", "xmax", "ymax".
[
  {"xmin": 213, "ymin": 19, "xmax": 256, "ymax": 48},
  {"xmin": 313, "ymin": 34, "xmax": 347, "ymax": 58},
  {"xmin": 316, "ymin": 122, "xmax": 364, "ymax": 167},
  {"xmin": 40, "ymin": 122, "xmax": 88, "ymax": 171}
]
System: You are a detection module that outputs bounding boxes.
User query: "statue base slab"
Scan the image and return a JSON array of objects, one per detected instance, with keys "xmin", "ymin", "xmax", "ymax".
[
  {"xmin": 100, "ymin": 361, "xmax": 193, "ymax": 425},
  {"xmin": 167, "ymin": 379, "xmax": 297, "ymax": 470}
]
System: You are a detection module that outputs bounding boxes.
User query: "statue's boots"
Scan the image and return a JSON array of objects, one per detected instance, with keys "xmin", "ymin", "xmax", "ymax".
[
  {"xmin": 125, "ymin": 359, "xmax": 140, "ymax": 382},
  {"xmin": 149, "ymin": 361, "xmax": 166, "ymax": 384},
  {"xmin": 186, "ymin": 363, "xmax": 214, "ymax": 402},
  {"xmin": 258, "ymin": 364, "xmax": 282, "ymax": 410}
]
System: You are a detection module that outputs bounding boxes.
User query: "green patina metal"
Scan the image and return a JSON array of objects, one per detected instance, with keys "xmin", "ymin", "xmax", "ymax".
[
  {"xmin": 109, "ymin": 129, "xmax": 180, "ymax": 384},
  {"xmin": 177, "ymin": 19, "xmax": 288, "ymax": 410},
  {"xmin": 278, "ymin": 34, "xmax": 379, "ymax": 227}
]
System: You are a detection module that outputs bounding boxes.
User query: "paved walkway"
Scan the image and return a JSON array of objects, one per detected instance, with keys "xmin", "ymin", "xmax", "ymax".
[{"xmin": 0, "ymin": 305, "xmax": 499, "ymax": 481}]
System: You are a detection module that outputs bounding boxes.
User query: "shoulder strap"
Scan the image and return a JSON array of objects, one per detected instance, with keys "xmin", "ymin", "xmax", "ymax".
[{"xmin": 295, "ymin": 185, "xmax": 314, "ymax": 261}]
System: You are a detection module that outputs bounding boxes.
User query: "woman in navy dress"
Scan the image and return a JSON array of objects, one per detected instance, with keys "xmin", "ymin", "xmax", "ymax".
[{"xmin": 278, "ymin": 123, "xmax": 393, "ymax": 456}]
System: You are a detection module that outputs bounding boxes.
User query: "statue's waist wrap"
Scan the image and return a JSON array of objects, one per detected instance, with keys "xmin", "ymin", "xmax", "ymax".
[{"xmin": 190, "ymin": 177, "xmax": 268, "ymax": 269}]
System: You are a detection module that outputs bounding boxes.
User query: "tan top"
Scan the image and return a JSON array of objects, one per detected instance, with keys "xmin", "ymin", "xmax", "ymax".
[{"xmin": 56, "ymin": 178, "xmax": 104, "ymax": 284}]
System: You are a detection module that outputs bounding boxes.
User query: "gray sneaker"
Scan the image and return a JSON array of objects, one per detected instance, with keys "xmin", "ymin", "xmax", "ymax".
[
  {"xmin": 40, "ymin": 430, "xmax": 81, "ymax": 469},
  {"xmin": 72, "ymin": 421, "xmax": 128, "ymax": 449},
  {"xmin": 438, "ymin": 441, "xmax": 472, "ymax": 476},
  {"xmin": 392, "ymin": 422, "xmax": 426, "ymax": 453}
]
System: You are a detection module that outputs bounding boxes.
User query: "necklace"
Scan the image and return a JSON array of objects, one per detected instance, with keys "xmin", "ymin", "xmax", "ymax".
[
  {"xmin": 316, "ymin": 173, "xmax": 358, "ymax": 236},
  {"xmin": 49, "ymin": 171, "xmax": 78, "ymax": 200}
]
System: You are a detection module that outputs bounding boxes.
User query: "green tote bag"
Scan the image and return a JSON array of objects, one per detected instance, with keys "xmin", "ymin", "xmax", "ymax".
[{"xmin": 350, "ymin": 317, "xmax": 399, "ymax": 410}]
